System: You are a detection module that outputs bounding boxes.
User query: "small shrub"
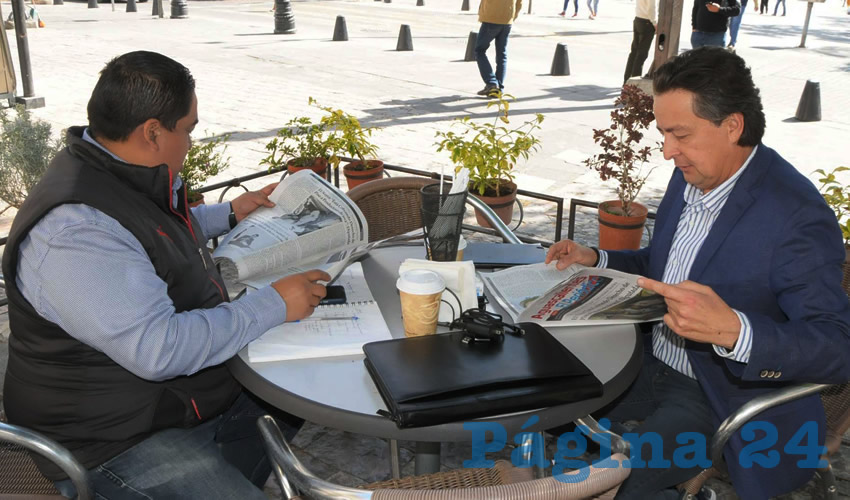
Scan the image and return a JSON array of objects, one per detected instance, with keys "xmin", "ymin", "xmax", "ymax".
[{"xmin": 0, "ymin": 106, "xmax": 64, "ymax": 215}]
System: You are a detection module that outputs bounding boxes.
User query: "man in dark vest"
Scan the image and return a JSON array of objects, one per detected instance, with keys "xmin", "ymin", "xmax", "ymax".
[{"xmin": 2, "ymin": 51, "xmax": 330, "ymax": 499}]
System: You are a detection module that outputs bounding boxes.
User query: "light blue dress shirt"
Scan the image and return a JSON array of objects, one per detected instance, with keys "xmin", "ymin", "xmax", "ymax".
[
  {"xmin": 15, "ymin": 129, "xmax": 287, "ymax": 382},
  {"xmin": 597, "ymin": 146, "xmax": 757, "ymax": 379}
]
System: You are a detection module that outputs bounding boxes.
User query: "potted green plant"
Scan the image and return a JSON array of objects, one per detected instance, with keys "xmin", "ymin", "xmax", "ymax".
[
  {"xmin": 814, "ymin": 166, "xmax": 850, "ymax": 268},
  {"xmin": 260, "ymin": 116, "xmax": 337, "ymax": 179},
  {"xmin": 584, "ymin": 85, "xmax": 660, "ymax": 250},
  {"xmin": 182, "ymin": 133, "xmax": 230, "ymax": 206},
  {"xmin": 435, "ymin": 93, "xmax": 543, "ymax": 227},
  {"xmin": 0, "ymin": 106, "xmax": 64, "ymax": 216},
  {"xmin": 310, "ymin": 98, "xmax": 382, "ymax": 190}
]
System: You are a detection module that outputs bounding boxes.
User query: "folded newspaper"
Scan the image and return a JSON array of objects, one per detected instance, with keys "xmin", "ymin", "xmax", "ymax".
[
  {"xmin": 212, "ymin": 170, "xmax": 375, "ymax": 289},
  {"xmin": 482, "ymin": 263, "xmax": 667, "ymax": 326}
]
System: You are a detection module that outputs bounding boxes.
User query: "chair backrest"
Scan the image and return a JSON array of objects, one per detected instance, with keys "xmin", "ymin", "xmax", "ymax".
[
  {"xmin": 0, "ymin": 421, "xmax": 92, "ymax": 500},
  {"xmin": 346, "ymin": 177, "xmax": 437, "ymax": 243},
  {"xmin": 257, "ymin": 415, "xmax": 630, "ymax": 500}
]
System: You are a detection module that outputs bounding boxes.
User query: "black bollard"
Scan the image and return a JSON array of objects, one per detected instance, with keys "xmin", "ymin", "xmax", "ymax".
[
  {"xmin": 332, "ymin": 15, "xmax": 348, "ymax": 41},
  {"xmin": 464, "ymin": 31, "xmax": 477, "ymax": 61},
  {"xmin": 88, "ymin": 0, "xmax": 98, "ymax": 9},
  {"xmin": 384, "ymin": 0, "xmax": 392, "ymax": 3},
  {"xmin": 461, "ymin": 0, "xmax": 469, "ymax": 10},
  {"xmin": 396, "ymin": 24, "xmax": 413, "ymax": 51},
  {"xmin": 171, "ymin": 0, "xmax": 188, "ymax": 18},
  {"xmin": 53, "ymin": 0, "xmax": 63, "ymax": 5},
  {"xmin": 795, "ymin": 80, "xmax": 821, "ymax": 122},
  {"xmin": 126, "ymin": 0, "xmax": 137, "ymax": 13},
  {"xmin": 550, "ymin": 43, "xmax": 570, "ymax": 76},
  {"xmin": 151, "ymin": 0, "xmax": 162, "ymax": 17},
  {"xmin": 274, "ymin": 0, "xmax": 296, "ymax": 33},
  {"xmin": 417, "ymin": 0, "xmax": 424, "ymax": 5}
]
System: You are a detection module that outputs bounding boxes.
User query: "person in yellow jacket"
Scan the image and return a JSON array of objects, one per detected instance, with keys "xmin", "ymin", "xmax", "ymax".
[{"xmin": 474, "ymin": 0, "xmax": 523, "ymax": 97}]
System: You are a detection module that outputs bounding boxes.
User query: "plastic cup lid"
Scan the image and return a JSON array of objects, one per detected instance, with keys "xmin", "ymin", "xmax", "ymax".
[{"xmin": 397, "ymin": 270, "xmax": 445, "ymax": 295}]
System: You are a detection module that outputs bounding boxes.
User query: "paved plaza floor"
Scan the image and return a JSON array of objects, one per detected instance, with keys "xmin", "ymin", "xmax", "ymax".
[{"xmin": 1, "ymin": 0, "xmax": 849, "ymax": 497}]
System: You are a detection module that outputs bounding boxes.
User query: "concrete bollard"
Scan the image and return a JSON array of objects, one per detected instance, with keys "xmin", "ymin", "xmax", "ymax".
[
  {"xmin": 461, "ymin": 0, "xmax": 469, "ymax": 10},
  {"xmin": 274, "ymin": 0, "xmax": 296, "ymax": 34},
  {"xmin": 333, "ymin": 15, "xmax": 349, "ymax": 41},
  {"xmin": 795, "ymin": 80, "xmax": 821, "ymax": 122},
  {"xmin": 550, "ymin": 43, "xmax": 570, "ymax": 76},
  {"xmin": 464, "ymin": 32, "xmax": 477, "ymax": 62},
  {"xmin": 152, "ymin": 0, "xmax": 162, "ymax": 17},
  {"xmin": 88, "ymin": 0, "xmax": 98, "ymax": 9},
  {"xmin": 126, "ymin": 0, "xmax": 137, "ymax": 13},
  {"xmin": 396, "ymin": 24, "xmax": 413, "ymax": 51},
  {"xmin": 171, "ymin": 0, "xmax": 188, "ymax": 18}
]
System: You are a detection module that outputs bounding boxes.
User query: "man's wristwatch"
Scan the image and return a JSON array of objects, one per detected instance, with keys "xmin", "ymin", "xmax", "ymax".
[
  {"xmin": 589, "ymin": 246, "xmax": 600, "ymax": 267},
  {"xmin": 228, "ymin": 203, "xmax": 238, "ymax": 229}
]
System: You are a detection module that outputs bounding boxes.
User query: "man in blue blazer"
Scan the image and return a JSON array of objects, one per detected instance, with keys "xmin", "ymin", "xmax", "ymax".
[{"xmin": 547, "ymin": 47, "xmax": 850, "ymax": 499}]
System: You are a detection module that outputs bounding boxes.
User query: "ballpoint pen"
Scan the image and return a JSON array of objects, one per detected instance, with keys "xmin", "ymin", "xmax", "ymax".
[{"xmin": 295, "ymin": 316, "xmax": 359, "ymax": 323}]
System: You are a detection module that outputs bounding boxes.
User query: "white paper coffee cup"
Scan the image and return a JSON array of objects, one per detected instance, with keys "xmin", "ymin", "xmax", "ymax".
[
  {"xmin": 456, "ymin": 235, "xmax": 467, "ymax": 261},
  {"xmin": 396, "ymin": 270, "xmax": 445, "ymax": 337}
]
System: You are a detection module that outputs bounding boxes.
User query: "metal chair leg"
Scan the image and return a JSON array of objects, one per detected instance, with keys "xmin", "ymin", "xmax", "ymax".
[{"xmin": 389, "ymin": 439, "xmax": 401, "ymax": 479}]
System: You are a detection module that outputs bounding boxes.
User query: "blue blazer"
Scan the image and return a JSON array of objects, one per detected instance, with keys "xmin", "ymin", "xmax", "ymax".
[{"xmin": 606, "ymin": 145, "xmax": 850, "ymax": 499}]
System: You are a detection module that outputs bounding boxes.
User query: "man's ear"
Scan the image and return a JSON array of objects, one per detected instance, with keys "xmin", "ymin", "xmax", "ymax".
[
  {"xmin": 141, "ymin": 119, "xmax": 162, "ymax": 149},
  {"xmin": 725, "ymin": 112, "xmax": 745, "ymax": 144}
]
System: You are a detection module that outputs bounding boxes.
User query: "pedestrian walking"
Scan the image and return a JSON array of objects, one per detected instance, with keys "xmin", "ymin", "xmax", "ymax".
[
  {"xmin": 760, "ymin": 0, "xmax": 769, "ymax": 13},
  {"xmin": 587, "ymin": 0, "xmax": 599, "ymax": 18},
  {"xmin": 624, "ymin": 0, "xmax": 657, "ymax": 84},
  {"xmin": 773, "ymin": 0, "xmax": 785, "ymax": 15},
  {"xmin": 691, "ymin": 0, "xmax": 741, "ymax": 48},
  {"xmin": 475, "ymin": 0, "xmax": 522, "ymax": 97},
  {"xmin": 559, "ymin": 0, "xmax": 579, "ymax": 17},
  {"xmin": 727, "ymin": 0, "xmax": 748, "ymax": 49}
]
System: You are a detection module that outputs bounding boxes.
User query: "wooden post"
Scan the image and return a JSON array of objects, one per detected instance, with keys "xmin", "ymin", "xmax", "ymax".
[{"xmin": 649, "ymin": 0, "xmax": 684, "ymax": 75}]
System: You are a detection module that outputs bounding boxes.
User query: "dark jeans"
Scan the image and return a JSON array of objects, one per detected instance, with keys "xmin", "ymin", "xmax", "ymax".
[
  {"xmin": 760, "ymin": 0, "xmax": 769, "ymax": 13},
  {"xmin": 598, "ymin": 353, "xmax": 714, "ymax": 500},
  {"xmin": 475, "ymin": 22, "xmax": 512, "ymax": 89},
  {"xmin": 691, "ymin": 30, "xmax": 726, "ymax": 48},
  {"xmin": 624, "ymin": 17, "xmax": 656, "ymax": 84},
  {"xmin": 728, "ymin": 0, "xmax": 747, "ymax": 46},
  {"xmin": 55, "ymin": 392, "xmax": 303, "ymax": 500}
]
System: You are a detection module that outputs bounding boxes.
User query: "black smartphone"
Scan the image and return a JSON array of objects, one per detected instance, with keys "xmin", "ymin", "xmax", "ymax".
[{"xmin": 319, "ymin": 285, "xmax": 347, "ymax": 306}]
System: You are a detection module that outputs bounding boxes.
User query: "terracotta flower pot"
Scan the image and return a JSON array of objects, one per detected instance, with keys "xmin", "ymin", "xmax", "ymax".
[
  {"xmin": 287, "ymin": 157, "xmax": 328, "ymax": 178},
  {"xmin": 598, "ymin": 200, "xmax": 648, "ymax": 251},
  {"xmin": 472, "ymin": 182, "xmax": 517, "ymax": 228},
  {"xmin": 343, "ymin": 160, "xmax": 384, "ymax": 190}
]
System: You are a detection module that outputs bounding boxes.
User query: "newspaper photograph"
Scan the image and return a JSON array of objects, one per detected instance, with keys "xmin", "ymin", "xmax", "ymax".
[
  {"xmin": 482, "ymin": 263, "xmax": 667, "ymax": 326},
  {"xmin": 212, "ymin": 170, "xmax": 368, "ymax": 287}
]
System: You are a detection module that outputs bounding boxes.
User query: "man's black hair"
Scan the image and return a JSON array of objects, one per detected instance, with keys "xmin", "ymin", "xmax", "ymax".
[
  {"xmin": 87, "ymin": 51, "xmax": 195, "ymax": 142},
  {"xmin": 652, "ymin": 47, "xmax": 765, "ymax": 147}
]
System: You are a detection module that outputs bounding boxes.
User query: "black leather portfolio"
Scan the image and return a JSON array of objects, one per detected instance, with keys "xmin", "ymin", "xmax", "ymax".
[{"xmin": 363, "ymin": 322, "xmax": 603, "ymax": 428}]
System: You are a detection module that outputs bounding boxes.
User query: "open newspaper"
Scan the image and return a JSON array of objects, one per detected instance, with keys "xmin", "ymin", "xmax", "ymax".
[
  {"xmin": 212, "ymin": 170, "xmax": 372, "ymax": 289},
  {"xmin": 482, "ymin": 262, "xmax": 667, "ymax": 326}
]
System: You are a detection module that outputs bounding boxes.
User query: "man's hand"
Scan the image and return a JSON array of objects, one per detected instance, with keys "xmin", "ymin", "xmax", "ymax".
[
  {"xmin": 272, "ymin": 270, "xmax": 331, "ymax": 322},
  {"xmin": 637, "ymin": 277, "xmax": 741, "ymax": 349},
  {"xmin": 706, "ymin": 2, "xmax": 721, "ymax": 11},
  {"xmin": 230, "ymin": 183, "xmax": 278, "ymax": 222},
  {"xmin": 545, "ymin": 239, "xmax": 598, "ymax": 270}
]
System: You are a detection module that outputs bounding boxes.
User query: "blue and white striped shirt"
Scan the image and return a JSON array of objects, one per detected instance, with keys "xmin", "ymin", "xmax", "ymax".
[
  {"xmin": 15, "ymin": 130, "xmax": 287, "ymax": 382},
  {"xmin": 598, "ymin": 147, "xmax": 757, "ymax": 379}
]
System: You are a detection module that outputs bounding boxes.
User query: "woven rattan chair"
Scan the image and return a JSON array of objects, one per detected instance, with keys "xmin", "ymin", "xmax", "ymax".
[
  {"xmin": 346, "ymin": 176, "xmax": 522, "ymax": 244},
  {"xmin": 347, "ymin": 177, "xmax": 436, "ymax": 243},
  {"xmin": 257, "ymin": 415, "xmax": 631, "ymax": 500},
  {"xmin": 0, "ymin": 420, "xmax": 92, "ymax": 500}
]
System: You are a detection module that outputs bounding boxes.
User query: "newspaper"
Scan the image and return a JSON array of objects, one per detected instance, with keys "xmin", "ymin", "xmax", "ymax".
[
  {"xmin": 212, "ymin": 170, "xmax": 370, "ymax": 289},
  {"xmin": 482, "ymin": 262, "xmax": 667, "ymax": 326}
]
